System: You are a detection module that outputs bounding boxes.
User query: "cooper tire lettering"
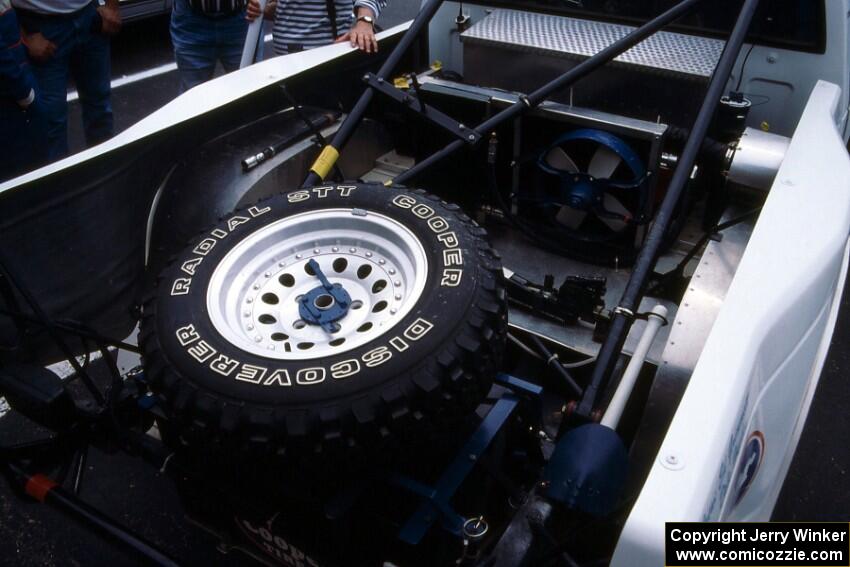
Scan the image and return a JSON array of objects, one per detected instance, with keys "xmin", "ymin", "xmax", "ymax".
[{"xmin": 143, "ymin": 184, "xmax": 506, "ymax": 457}]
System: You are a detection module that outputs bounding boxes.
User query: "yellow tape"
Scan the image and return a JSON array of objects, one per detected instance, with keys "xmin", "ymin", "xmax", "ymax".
[
  {"xmin": 393, "ymin": 77, "xmax": 409, "ymax": 89},
  {"xmin": 383, "ymin": 179, "xmax": 394, "ymax": 187},
  {"xmin": 309, "ymin": 146, "xmax": 339, "ymax": 180}
]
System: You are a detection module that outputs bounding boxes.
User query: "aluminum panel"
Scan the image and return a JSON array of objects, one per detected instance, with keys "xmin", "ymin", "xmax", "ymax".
[{"xmin": 461, "ymin": 9, "xmax": 724, "ymax": 78}]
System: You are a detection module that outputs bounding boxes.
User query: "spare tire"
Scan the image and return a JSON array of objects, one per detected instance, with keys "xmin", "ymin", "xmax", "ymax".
[{"xmin": 139, "ymin": 183, "xmax": 507, "ymax": 457}]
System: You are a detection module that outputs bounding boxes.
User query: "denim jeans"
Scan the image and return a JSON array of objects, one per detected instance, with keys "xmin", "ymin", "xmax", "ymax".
[
  {"xmin": 171, "ymin": 0, "xmax": 248, "ymax": 93},
  {"xmin": 19, "ymin": 3, "xmax": 113, "ymax": 161},
  {"xmin": 0, "ymin": 98, "xmax": 48, "ymax": 182}
]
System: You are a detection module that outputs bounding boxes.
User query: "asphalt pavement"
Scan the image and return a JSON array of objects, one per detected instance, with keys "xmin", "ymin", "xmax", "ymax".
[{"xmin": 2, "ymin": 4, "xmax": 849, "ymax": 566}]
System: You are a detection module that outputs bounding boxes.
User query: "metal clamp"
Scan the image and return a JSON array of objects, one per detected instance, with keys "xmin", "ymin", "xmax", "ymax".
[{"xmin": 363, "ymin": 73, "xmax": 482, "ymax": 144}]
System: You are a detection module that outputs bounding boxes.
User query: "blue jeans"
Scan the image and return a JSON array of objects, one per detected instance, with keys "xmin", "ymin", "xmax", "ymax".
[
  {"xmin": 171, "ymin": 0, "xmax": 248, "ymax": 93},
  {"xmin": 20, "ymin": 3, "xmax": 113, "ymax": 161},
  {"xmin": 0, "ymin": 98, "xmax": 49, "ymax": 182}
]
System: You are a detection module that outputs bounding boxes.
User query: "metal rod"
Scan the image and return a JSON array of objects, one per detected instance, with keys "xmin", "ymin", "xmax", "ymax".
[
  {"xmin": 578, "ymin": 0, "xmax": 762, "ymax": 418},
  {"xmin": 392, "ymin": 0, "xmax": 708, "ymax": 186},
  {"xmin": 301, "ymin": 0, "xmax": 446, "ymax": 187},
  {"xmin": 6, "ymin": 463, "xmax": 180, "ymax": 566}
]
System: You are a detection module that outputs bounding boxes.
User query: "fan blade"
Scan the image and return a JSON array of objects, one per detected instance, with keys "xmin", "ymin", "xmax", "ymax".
[
  {"xmin": 588, "ymin": 146, "xmax": 622, "ymax": 179},
  {"xmin": 545, "ymin": 147, "xmax": 580, "ymax": 173},
  {"xmin": 556, "ymin": 206, "xmax": 588, "ymax": 229},
  {"xmin": 600, "ymin": 193, "xmax": 631, "ymax": 232}
]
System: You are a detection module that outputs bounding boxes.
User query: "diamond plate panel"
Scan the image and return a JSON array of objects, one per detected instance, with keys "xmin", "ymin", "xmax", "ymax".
[{"xmin": 461, "ymin": 9, "xmax": 724, "ymax": 78}]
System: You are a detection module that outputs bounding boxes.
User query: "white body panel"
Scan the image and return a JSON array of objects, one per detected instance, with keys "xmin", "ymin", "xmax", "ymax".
[
  {"xmin": 613, "ymin": 80, "xmax": 850, "ymax": 566},
  {"xmin": 0, "ymin": 22, "xmax": 411, "ymax": 195}
]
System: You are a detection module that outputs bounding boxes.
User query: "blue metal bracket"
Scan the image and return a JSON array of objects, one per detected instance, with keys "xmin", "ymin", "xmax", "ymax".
[
  {"xmin": 393, "ymin": 392, "xmax": 521, "ymax": 545},
  {"xmin": 298, "ymin": 259, "xmax": 351, "ymax": 333}
]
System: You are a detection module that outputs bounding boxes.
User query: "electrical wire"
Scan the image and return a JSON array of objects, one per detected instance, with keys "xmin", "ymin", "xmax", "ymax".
[{"xmin": 734, "ymin": 43, "xmax": 756, "ymax": 92}]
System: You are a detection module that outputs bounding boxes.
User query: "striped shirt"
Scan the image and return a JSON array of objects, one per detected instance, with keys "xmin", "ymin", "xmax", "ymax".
[
  {"xmin": 188, "ymin": 0, "xmax": 246, "ymax": 14},
  {"xmin": 272, "ymin": 0, "xmax": 385, "ymax": 55},
  {"xmin": 11, "ymin": 0, "xmax": 90, "ymax": 15}
]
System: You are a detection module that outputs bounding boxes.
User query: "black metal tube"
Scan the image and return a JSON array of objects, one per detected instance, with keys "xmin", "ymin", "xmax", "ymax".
[
  {"xmin": 578, "ymin": 0, "xmax": 761, "ymax": 417},
  {"xmin": 301, "ymin": 0, "xmax": 446, "ymax": 187},
  {"xmin": 4, "ymin": 463, "xmax": 180, "ymax": 566},
  {"xmin": 45, "ymin": 485, "xmax": 181, "ymax": 566},
  {"xmin": 392, "ymin": 0, "xmax": 708, "ymax": 186}
]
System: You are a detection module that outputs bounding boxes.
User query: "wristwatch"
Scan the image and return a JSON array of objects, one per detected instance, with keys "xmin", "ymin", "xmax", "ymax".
[{"xmin": 355, "ymin": 15, "xmax": 375, "ymax": 26}]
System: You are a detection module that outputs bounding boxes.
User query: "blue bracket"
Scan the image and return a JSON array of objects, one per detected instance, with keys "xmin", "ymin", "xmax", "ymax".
[
  {"xmin": 298, "ymin": 259, "xmax": 351, "ymax": 333},
  {"xmin": 393, "ymin": 392, "xmax": 521, "ymax": 545}
]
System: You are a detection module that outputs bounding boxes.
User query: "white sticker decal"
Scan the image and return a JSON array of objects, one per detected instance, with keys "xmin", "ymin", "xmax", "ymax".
[
  {"xmin": 287, "ymin": 190, "xmax": 310, "ymax": 203},
  {"xmin": 226, "ymin": 215, "xmax": 250, "ymax": 231},
  {"xmin": 441, "ymin": 269, "xmax": 463, "ymax": 287},
  {"xmin": 312, "ymin": 186, "xmax": 333, "ymax": 198},
  {"xmin": 264, "ymin": 369, "xmax": 292, "ymax": 387},
  {"xmin": 248, "ymin": 205, "xmax": 271, "ymax": 217},
  {"xmin": 331, "ymin": 359, "xmax": 360, "ymax": 380},
  {"xmin": 210, "ymin": 354, "xmax": 239, "ymax": 377},
  {"xmin": 193, "ymin": 238, "xmax": 217, "ymax": 256},
  {"xmin": 188, "ymin": 340, "xmax": 216, "ymax": 363},
  {"xmin": 362, "ymin": 346, "xmax": 392, "ymax": 368},
  {"xmin": 175, "ymin": 324, "xmax": 200, "ymax": 346},
  {"xmin": 392, "ymin": 194, "xmax": 416, "ymax": 209},
  {"xmin": 296, "ymin": 368, "xmax": 326, "ymax": 385},
  {"xmin": 171, "ymin": 278, "xmax": 192, "ymax": 296},
  {"xmin": 405, "ymin": 318, "xmax": 435, "ymax": 341},
  {"xmin": 181, "ymin": 257, "xmax": 202, "ymax": 276},
  {"xmin": 412, "ymin": 204, "xmax": 435, "ymax": 219},
  {"xmin": 443, "ymin": 248, "xmax": 464, "ymax": 267},
  {"xmin": 235, "ymin": 364, "xmax": 267, "ymax": 384},
  {"xmin": 389, "ymin": 336, "xmax": 409, "ymax": 352}
]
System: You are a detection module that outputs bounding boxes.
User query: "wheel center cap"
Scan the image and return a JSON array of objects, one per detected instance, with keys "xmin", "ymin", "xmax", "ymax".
[{"xmin": 298, "ymin": 259, "xmax": 352, "ymax": 333}]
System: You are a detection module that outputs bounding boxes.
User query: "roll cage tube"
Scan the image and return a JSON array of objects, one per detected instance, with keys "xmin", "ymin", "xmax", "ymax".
[{"xmin": 301, "ymin": 0, "xmax": 711, "ymax": 187}]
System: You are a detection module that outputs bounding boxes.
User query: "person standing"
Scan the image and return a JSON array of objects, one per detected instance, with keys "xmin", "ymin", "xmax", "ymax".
[
  {"xmin": 12, "ymin": 0, "xmax": 120, "ymax": 161},
  {"xmin": 247, "ymin": 0, "xmax": 384, "ymax": 56},
  {"xmin": 171, "ymin": 0, "xmax": 250, "ymax": 92},
  {"xmin": 1, "ymin": 0, "xmax": 47, "ymax": 180}
]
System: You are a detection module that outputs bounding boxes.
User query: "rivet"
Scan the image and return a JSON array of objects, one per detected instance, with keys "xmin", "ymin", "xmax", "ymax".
[
  {"xmin": 264, "ymin": 272, "xmax": 271, "ymax": 278},
  {"xmin": 332, "ymin": 247, "xmax": 339, "ymax": 252},
  {"xmin": 295, "ymin": 254, "xmax": 302, "ymax": 259},
  {"xmin": 390, "ymin": 308, "xmax": 398, "ymax": 314},
  {"xmin": 278, "ymin": 261, "xmax": 285, "ymax": 267},
  {"xmin": 247, "ymin": 325, "xmax": 254, "ymax": 331},
  {"xmin": 254, "ymin": 336, "xmax": 262, "ymax": 342},
  {"xmin": 665, "ymin": 454, "xmax": 678, "ymax": 465},
  {"xmin": 349, "ymin": 247, "xmax": 357, "ymax": 253},
  {"xmin": 378, "ymin": 259, "xmax": 386, "ymax": 265},
  {"xmin": 246, "ymin": 297, "xmax": 253, "ymax": 303},
  {"xmin": 253, "ymin": 284, "xmax": 260, "ymax": 290},
  {"xmin": 313, "ymin": 248, "xmax": 320, "ymax": 254},
  {"xmin": 365, "ymin": 252, "xmax": 373, "ymax": 258},
  {"xmin": 395, "ymin": 294, "xmax": 402, "ymax": 300},
  {"xmin": 244, "ymin": 311, "xmax": 251, "ymax": 317},
  {"xmin": 394, "ymin": 280, "xmax": 401, "ymax": 287},
  {"xmin": 388, "ymin": 268, "xmax": 396, "ymax": 275}
]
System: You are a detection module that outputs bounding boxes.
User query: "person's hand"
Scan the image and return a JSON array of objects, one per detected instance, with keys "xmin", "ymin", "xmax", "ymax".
[
  {"xmin": 338, "ymin": 19, "xmax": 377, "ymax": 53},
  {"xmin": 247, "ymin": 0, "xmax": 276, "ymax": 21},
  {"xmin": 97, "ymin": 0, "xmax": 122, "ymax": 36},
  {"xmin": 22, "ymin": 32, "xmax": 56, "ymax": 63}
]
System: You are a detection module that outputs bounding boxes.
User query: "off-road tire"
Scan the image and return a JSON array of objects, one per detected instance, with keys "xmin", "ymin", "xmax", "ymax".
[{"xmin": 139, "ymin": 183, "xmax": 507, "ymax": 457}]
